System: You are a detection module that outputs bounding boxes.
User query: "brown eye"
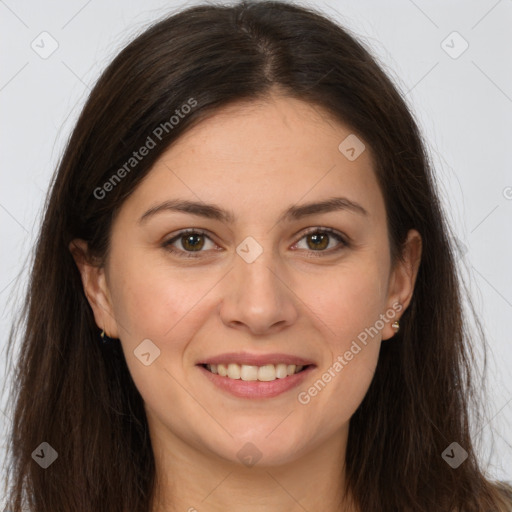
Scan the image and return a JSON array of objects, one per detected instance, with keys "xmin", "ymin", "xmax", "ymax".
[
  {"xmin": 180, "ymin": 233, "xmax": 205, "ymax": 251},
  {"xmin": 294, "ymin": 228, "xmax": 347, "ymax": 254},
  {"xmin": 306, "ymin": 232, "xmax": 329, "ymax": 250},
  {"xmin": 162, "ymin": 229, "xmax": 216, "ymax": 258}
]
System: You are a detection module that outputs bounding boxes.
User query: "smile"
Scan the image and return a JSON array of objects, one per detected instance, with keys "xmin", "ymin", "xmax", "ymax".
[
  {"xmin": 198, "ymin": 363, "xmax": 314, "ymax": 399},
  {"xmin": 204, "ymin": 363, "xmax": 306, "ymax": 381}
]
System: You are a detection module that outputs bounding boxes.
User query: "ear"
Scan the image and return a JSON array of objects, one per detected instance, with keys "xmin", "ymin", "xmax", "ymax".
[
  {"xmin": 68, "ymin": 239, "xmax": 119, "ymax": 338},
  {"xmin": 381, "ymin": 229, "xmax": 422, "ymax": 340}
]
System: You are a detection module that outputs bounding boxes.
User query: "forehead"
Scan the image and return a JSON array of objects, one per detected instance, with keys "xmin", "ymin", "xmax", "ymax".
[
  {"xmin": 170, "ymin": 94, "xmax": 363, "ymax": 166},
  {"xmin": 118, "ymin": 94, "xmax": 385, "ymax": 225}
]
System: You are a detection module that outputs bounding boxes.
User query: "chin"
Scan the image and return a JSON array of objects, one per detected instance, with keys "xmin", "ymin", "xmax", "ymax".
[{"xmin": 211, "ymin": 432, "xmax": 307, "ymax": 468}]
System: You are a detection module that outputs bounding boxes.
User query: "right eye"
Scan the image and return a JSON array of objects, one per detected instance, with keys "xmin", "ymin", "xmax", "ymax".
[{"xmin": 162, "ymin": 229, "xmax": 218, "ymax": 258}]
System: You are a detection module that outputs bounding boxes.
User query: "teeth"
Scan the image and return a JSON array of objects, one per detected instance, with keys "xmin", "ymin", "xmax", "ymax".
[
  {"xmin": 240, "ymin": 365, "xmax": 259, "ymax": 381},
  {"xmin": 227, "ymin": 363, "xmax": 240, "ymax": 379},
  {"xmin": 258, "ymin": 364, "xmax": 276, "ymax": 381},
  {"xmin": 275, "ymin": 363, "xmax": 288, "ymax": 379},
  {"xmin": 205, "ymin": 363, "xmax": 305, "ymax": 381}
]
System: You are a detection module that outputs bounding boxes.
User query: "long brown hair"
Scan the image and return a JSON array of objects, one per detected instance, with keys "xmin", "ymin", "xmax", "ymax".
[{"xmin": 2, "ymin": 1, "xmax": 511, "ymax": 511}]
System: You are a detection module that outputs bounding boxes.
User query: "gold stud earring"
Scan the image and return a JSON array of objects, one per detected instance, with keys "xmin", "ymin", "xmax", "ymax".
[{"xmin": 391, "ymin": 320, "xmax": 400, "ymax": 332}]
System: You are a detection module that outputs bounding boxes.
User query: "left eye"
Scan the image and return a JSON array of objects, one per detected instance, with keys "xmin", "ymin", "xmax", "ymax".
[
  {"xmin": 292, "ymin": 228, "xmax": 347, "ymax": 253},
  {"xmin": 162, "ymin": 228, "xmax": 347, "ymax": 258}
]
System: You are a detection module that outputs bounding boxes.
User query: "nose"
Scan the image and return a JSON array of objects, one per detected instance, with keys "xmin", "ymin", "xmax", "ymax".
[{"xmin": 219, "ymin": 245, "xmax": 299, "ymax": 336}]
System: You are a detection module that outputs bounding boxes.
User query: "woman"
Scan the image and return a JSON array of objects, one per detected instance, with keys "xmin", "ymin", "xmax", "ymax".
[{"xmin": 2, "ymin": 1, "xmax": 511, "ymax": 510}]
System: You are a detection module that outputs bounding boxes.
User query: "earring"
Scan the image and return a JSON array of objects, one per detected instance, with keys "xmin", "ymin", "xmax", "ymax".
[
  {"xmin": 99, "ymin": 329, "xmax": 122, "ymax": 359},
  {"xmin": 391, "ymin": 320, "xmax": 400, "ymax": 332},
  {"xmin": 100, "ymin": 329, "xmax": 116, "ymax": 344}
]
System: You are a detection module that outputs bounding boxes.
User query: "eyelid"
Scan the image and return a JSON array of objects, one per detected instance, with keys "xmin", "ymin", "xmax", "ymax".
[{"xmin": 295, "ymin": 226, "xmax": 348, "ymax": 244}]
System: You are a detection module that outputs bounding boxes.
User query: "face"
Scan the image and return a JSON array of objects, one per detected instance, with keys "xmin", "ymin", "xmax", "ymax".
[{"xmin": 73, "ymin": 94, "xmax": 421, "ymax": 468}]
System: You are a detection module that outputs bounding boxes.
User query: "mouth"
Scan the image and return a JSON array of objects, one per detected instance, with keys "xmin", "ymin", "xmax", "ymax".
[
  {"xmin": 201, "ymin": 362, "xmax": 311, "ymax": 382},
  {"xmin": 197, "ymin": 356, "xmax": 316, "ymax": 399}
]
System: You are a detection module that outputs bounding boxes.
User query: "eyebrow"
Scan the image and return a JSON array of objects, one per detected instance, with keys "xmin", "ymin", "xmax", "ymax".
[{"xmin": 138, "ymin": 196, "xmax": 368, "ymax": 225}]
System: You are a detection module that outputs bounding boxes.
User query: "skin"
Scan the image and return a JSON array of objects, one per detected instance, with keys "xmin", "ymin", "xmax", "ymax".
[{"xmin": 71, "ymin": 94, "xmax": 422, "ymax": 512}]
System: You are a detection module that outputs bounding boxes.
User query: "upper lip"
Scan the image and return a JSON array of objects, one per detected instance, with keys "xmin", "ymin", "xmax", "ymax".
[{"xmin": 198, "ymin": 352, "xmax": 316, "ymax": 367}]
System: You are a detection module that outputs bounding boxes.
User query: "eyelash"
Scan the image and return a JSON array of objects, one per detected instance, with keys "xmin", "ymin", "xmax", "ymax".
[{"xmin": 161, "ymin": 227, "xmax": 348, "ymax": 259}]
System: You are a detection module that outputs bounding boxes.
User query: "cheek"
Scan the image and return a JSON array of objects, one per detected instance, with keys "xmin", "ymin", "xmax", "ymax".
[
  {"xmin": 298, "ymin": 259, "xmax": 388, "ymax": 343},
  {"xmin": 293, "ymin": 262, "xmax": 386, "ymax": 417},
  {"xmin": 108, "ymin": 258, "xmax": 205, "ymax": 408},
  {"xmin": 109, "ymin": 255, "xmax": 215, "ymax": 342}
]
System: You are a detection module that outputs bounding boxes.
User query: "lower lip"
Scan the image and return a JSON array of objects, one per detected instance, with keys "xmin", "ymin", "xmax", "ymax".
[{"xmin": 197, "ymin": 365, "xmax": 315, "ymax": 399}]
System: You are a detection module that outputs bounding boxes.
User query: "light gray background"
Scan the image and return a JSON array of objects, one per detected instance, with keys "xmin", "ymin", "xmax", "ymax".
[{"xmin": 1, "ymin": 0, "xmax": 511, "ymax": 484}]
